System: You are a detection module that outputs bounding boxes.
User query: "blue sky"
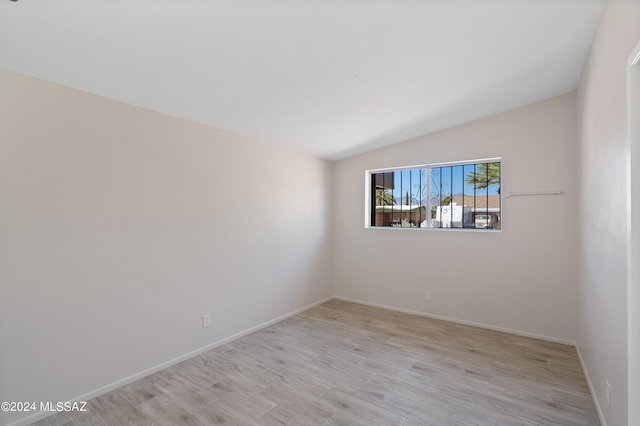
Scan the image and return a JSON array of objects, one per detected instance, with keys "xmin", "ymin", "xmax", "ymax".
[{"xmin": 386, "ymin": 163, "xmax": 500, "ymax": 206}]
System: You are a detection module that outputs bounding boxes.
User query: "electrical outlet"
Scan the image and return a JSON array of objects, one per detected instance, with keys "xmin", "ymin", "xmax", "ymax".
[
  {"xmin": 424, "ymin": 291, "xmax": 432, "ymax": 300},
  {"xmin": 606, "ymin": 381, "xmax": 611, "ymax": 405},
  {"xmin": 202, "ymin": 314, "xmax": 211, "ymax": 328}
]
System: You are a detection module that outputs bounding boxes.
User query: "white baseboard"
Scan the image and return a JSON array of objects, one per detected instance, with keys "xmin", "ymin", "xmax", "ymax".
[
  {"xmin": 575, "ymin": 344, "xmax": 606, "ymax": 426},
  {"xmin": 6, "ymin": 296, "xmax": 333, "ymax": 426},
  {"xmin": 332, "ymin": 295, "xmax": 576, "ymax": 346}
]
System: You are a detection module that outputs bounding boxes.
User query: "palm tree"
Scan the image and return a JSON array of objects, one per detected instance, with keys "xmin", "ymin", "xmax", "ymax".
[
  {"xmin": 465, "ymin": 162, "xmax": 501, "ymax": 192},
  {"xmin": 376, "ymin": 189, "xmax": 396, "ymax": 206}
]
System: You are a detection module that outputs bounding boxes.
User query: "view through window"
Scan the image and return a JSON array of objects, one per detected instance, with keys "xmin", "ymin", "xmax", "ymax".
[{"xmin": 369, "ymin": 160, "xmax": 501, "ymax": 230}]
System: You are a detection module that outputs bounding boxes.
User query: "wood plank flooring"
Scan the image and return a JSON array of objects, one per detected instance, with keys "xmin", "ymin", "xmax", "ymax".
[{"xmin": 31, "ymin": 300, "xmax": 600, "ymax": 425}]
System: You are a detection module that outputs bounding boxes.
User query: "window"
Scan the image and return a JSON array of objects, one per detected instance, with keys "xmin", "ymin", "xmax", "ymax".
[{"xmin": 367, "ymin": 159, "xmax": 501, "ymax": 230}]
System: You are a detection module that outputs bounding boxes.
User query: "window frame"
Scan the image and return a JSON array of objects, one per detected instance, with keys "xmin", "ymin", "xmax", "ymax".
[{"xmin": 365, "ymin": 158, "xmax": 502, "ymax": 231}]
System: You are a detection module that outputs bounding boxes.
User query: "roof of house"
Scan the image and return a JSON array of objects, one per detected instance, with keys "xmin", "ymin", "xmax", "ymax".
[
  {"xmin": 375, "ymin": 205, "xmax": 426, "ymax": 213},
  {"xmin": 449, "ymin": 195, "xmax": 501, "ymax": 209}
]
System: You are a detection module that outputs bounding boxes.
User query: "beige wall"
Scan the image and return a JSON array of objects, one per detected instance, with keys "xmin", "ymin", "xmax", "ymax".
[
  {"xmin": 576, "ymin": 1, "xmax": 640, "ymax": 425},
  {"xmin": 333, "ymin": 93, "xmax": 579, "ymax": 343},
  {"xmin": 0, "ymin": 69, "xmax": 333, "ymax": 425}
]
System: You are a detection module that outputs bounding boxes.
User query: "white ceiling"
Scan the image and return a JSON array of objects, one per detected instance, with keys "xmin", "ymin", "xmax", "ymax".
[{"xmin": 0, "ymin": 0, "xmax": 604, "ymax": 160}]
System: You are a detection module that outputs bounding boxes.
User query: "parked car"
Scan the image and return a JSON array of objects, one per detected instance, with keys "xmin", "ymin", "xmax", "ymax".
[{"xmin": 475, "ymin": 214, "xmax": 492, "ymax": 229}]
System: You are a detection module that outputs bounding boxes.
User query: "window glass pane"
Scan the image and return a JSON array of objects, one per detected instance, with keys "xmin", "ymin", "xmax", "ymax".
[
  {"xmin": 465, "ymin": 162, "xmax": 501, "ymax": 229},
  {"xmin": 372, "ymin": 168, "xmax": 427, "ymax": 227},
  {"xmin": 432, "ymin": 165, "xmax": 468, "ymax": 229}
]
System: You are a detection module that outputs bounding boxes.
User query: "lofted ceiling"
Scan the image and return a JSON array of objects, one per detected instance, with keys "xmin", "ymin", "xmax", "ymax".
[{"xmin": 0, "ymin": 0, "xmax": 604, "ymax": 160}]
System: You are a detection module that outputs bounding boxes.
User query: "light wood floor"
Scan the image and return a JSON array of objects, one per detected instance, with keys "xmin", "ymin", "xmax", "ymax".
[{"xmin": 32, "ymin": 300, "xmax": 600, "ymax": 426}]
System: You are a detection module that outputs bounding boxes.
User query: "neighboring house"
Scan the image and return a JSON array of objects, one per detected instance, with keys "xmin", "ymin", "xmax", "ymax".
[
  {"xmin": 375, "ymin": 194, "xmax": 500, "ymax": 229},
  {"xmin": 375, "ymin": 204, "xmax": 427, "ymax": 227},
  {"xmin": 443, "ymin": 195, "xmax": 501, "ymax": 229},
  {"xmin": 434, "ymin": 203, "xmax": 473, "ymax": 228}
]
